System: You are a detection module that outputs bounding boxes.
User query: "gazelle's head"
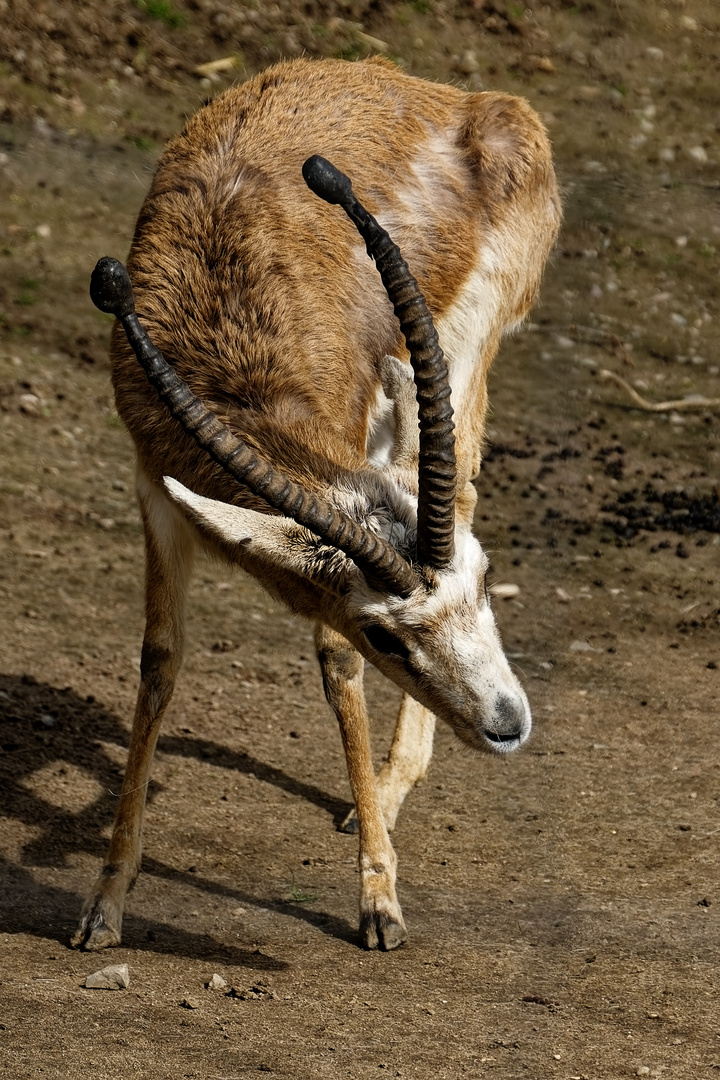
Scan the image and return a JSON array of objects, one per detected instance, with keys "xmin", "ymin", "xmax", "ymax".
[
  {"xmin": 345, "ymin": 522, "xmax": 530, "ymax": 755},
  {"xmin": 90, "ymin": 155, "xmax": 531, "ymax": 756},
  {"xmin": 162, "ymin": 464, "xmax": 530, "ymax": 755}
]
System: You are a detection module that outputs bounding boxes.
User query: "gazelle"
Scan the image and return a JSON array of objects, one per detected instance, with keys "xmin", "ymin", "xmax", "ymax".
[{"xmin": 72, "ymin": 57, "xmax": 560, "ymax": 952}]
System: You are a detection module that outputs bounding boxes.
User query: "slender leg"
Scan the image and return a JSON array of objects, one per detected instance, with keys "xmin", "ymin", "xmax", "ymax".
[
  {"xmin": 72, "ymin": 475, "xmax": 195, "ymax": 950},
  {"xmin": 315, "ymin": 623, "xmax": 407, "ymax": 950},
  {"xmin": 341, "ymin": 695, "xmax": 435, "ymax": 833},
  {"xmin": 377, "ymin": 696, "xmax": 435, "ymax": 829}
]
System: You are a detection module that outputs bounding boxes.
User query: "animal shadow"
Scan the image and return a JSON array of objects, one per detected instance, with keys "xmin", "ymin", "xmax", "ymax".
[{"xmin": 0, "ymin": 673, "xmax": 356, "ymax": 955}]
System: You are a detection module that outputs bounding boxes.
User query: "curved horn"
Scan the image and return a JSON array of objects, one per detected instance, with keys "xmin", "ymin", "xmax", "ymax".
[
  {"xmin": 303, "ymin": 155, "xmax": 456, "ymax": 570},
  {"xmin": 90, "ymin": 257, "xmax": 418, "ymax": 599}
]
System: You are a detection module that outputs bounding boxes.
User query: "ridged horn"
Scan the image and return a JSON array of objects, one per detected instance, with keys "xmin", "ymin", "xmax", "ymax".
[
  {"xmin": 303, "ymin": 155, "xmax": 457, "ymax": 570},
  {"xmin": 90, "ymin": 257, "xmax": 418, "ymax": 599}
]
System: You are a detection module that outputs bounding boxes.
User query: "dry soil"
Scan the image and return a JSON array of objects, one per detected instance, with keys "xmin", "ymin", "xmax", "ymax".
[{"xmin": 1, "ymin": 2, "xmax": 719, "ymax": 1078}]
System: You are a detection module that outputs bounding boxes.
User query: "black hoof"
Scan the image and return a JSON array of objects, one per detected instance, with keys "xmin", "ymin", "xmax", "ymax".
[
  {"xmin": 338, "ymin": 809, "xmax": 359, "ymax": 834},
  {"xmin": 360, "ymin": 911, "xmax": 407, "ymax": 951}
]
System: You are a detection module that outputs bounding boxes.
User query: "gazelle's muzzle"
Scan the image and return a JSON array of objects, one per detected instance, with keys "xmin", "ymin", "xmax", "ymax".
[{"xmin": 481, "ymin": 690, "xmax": 531, "ymax": 754}]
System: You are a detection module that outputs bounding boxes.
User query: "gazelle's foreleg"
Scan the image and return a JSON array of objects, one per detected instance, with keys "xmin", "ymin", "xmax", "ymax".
[
  {"xmin": 315, "ymin": 623, "xmax": 407, "ymax": 950},
  {"xmin": 341, "ymin": 695, "xmax": 435, "ymax": 833},
  {"xmin": 72, "ymin": 474, "xmax": 195, "ymax": 950}
]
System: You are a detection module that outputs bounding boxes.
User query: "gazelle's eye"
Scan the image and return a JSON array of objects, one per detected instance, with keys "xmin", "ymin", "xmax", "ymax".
[{"xmin": 363, "ymin": 624, "xmax": 410, "ymax": 660}]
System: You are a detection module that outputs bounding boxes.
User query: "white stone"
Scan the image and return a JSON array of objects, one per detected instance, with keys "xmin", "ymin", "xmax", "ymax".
[
  {"xmin": 18, "ymin": 393, "xmax": 40, "ymax": 415},
  {"xmin": 84, "ymin": 963, "xmax": 130, "ymax": 990},
  {"xmin": 457, "ymin": 50, "xmax": 479, "ymax": 75},
  {"xmin": 489, "ymin": 582, "xmax": 520, "ymax": 600}
]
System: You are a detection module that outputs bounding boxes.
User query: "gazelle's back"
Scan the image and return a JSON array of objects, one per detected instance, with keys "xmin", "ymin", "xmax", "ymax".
[{"xmin": 112, "ymin": 57, "xmax": 559, "ymax": 503}]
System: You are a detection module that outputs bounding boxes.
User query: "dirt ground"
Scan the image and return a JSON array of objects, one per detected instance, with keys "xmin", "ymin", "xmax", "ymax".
[{"xmin": 1, "ymin": 1, "xmax": 719, "ymax": 1077}]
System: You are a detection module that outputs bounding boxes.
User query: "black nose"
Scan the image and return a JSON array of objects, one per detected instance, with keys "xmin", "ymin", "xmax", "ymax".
[
  {"xmin": 486, "ymin": 692, "xmax": 527, "ymax": 744},
  {"xmin": 485, "ymin": 729, "xmax": 519, "ymax": 744}
]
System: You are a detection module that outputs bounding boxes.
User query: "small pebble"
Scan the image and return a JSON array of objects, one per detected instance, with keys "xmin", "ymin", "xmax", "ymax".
[
  {"xmin": 570, "ymin": 640, "xmax": 595, "ymax": 652},
  {"xmin": 84, "ymin": 963, "xmax": 130, "ymax": 990},
  {"xmin": 19, "ymin": 393, "xmax": 40, "ymax": 415},
  {"xmin": 576, "ymin": 85, "xmax": 601, "ymax": 101},
  {"xmin": 489, "ymin": 582, "xmax": 520, "ymax": 599},
  {"xmin": 457, "ymin": 50, "xmax": 479, "ymax": 75}
]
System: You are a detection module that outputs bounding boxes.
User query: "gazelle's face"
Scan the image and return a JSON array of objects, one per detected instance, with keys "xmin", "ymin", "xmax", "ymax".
[
  {"xmin": 343, "ymin": 526, "xmax": 531, "ymax": 754},
  {"xmin": 162, "ymin": 477, "xmax": 530, "ymax": 754}
]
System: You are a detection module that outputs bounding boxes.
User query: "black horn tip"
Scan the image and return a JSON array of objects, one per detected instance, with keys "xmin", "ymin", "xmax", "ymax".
[
  {"xmin": 302, "ymin": 155, "xmax": 353, "ymax": 207},
  {"xmin": 90, "ymin": 257, "xmax": 135, "ymax": 318}
]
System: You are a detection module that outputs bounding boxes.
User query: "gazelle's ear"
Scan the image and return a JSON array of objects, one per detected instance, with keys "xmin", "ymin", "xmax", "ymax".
[
  {"xmin": 380, "ymin": 354, "xmax": 419, "ymax": 471},
  {"xmin": 163, "ymin": 477, "xmax": 348, "ymax": 592}
]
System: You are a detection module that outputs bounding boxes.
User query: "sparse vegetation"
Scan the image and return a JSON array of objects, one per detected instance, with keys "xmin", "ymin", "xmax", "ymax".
[{"xmin": 133, "ymin": 0, "xmax": 187, "ymax": 28}]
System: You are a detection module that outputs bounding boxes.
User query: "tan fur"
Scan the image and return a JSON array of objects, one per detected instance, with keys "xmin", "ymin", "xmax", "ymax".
[{"xmin": 73, "ymin": 57, "xmax": 560, "ymax": 952}]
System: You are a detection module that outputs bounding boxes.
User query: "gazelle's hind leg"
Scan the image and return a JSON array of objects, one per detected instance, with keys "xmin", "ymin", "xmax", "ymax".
[
  {"xmin": 315, "ymin": 623, "xmax": 407, "ymax": 950},
  {"xmin": 71, "ymin": 473, "xmax": 195, "ymax": 950},
  {"xmin": 377, "ymin": 696, "xmax": 435, "ymax": 829},
  {"xmin": 341, "ymin": 694, "xmax": 435, "ymax": 834}
]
